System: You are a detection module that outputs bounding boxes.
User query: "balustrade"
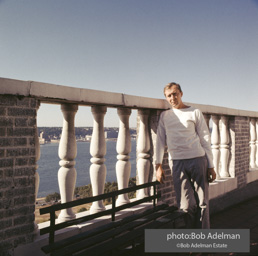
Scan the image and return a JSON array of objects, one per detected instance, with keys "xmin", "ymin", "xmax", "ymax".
[
  {"xmin": 32, "ymin": 95, "xmax": 255, "ymax": 228},
  {"xmin": 136, "ymin": 109, "xmax": 151, "ymax": 199},
  {"xmin": 58, "ymin": 104, "xmax": 78, "ymax": 222},
  {"xmin": 116, "ymin": 108, "xmax": 132, "ymax": 206},
  {"xmin": 90, "ymin": 106, "xmax": 107, "ymax": 214},
  {"xmin": 250, "ymin": 118, "xmax": 257, "ymax": 169},
  {"xmin": 35, "ymin": 105, "xmax": 238, "ymax": 222}
]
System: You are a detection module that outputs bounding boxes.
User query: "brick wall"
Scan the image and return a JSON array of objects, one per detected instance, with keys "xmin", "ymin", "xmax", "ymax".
[
  {"xmin": 0, "ymin": 95, "xmax": 39, "ymax": 256},
  {"xmin": 230, "ymin": 116, "xmax": 250, "ymax": 188}
]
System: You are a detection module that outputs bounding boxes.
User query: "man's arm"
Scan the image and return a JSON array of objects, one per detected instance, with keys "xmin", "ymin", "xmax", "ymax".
[
  {"xmin": 155, "ymin": 112, "xmax": 167, "ymax": 183},
  {"xmin": 195, "ymin": 109, "xmax": 215, "ymax": 169},
  {"xmin": 156, "ymin": 164, "xmax": 165, "ymax": 184}
]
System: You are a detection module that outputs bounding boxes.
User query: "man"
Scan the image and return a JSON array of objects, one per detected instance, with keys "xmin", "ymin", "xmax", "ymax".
[{"xmin": 155, "ymin": 82, "xmax": 216, "ymax": 229}]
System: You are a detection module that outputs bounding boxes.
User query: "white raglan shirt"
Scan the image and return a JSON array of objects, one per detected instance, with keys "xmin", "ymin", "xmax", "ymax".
[{"xmin": 155, "ymin": 106, "xmax": 214, "ymax": 168}]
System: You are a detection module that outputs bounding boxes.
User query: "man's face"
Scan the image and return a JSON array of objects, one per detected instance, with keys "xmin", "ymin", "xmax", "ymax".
[{"xmin": 164, "ymin": 86, "xmax": 183, "ymax": 109}]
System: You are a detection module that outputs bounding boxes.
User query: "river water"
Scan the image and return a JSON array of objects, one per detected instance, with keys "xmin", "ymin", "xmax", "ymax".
[{"xmin": 37, "ymin": 140, "xmax": 137, "ymax": 198}]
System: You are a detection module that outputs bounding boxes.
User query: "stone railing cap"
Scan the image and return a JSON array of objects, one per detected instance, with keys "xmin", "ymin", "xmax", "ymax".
[{"xmin": 0, "ymin": 77, "xmax": 258, "ymax": 118}]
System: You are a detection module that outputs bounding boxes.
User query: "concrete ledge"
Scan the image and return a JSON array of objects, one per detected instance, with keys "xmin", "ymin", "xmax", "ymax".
[
  {"xmin": 0, "ymin": 78, "xmax": 30, "ymax": 96},
  {"xmin": 185, "ymin": 101, "xmax": 258, "ymax": 118},
  {"xmin": 209, "ymin": 177, "xmax": 237, "ymax": 200},
  {"xmin": 210, "ymin": 180, "xmax": 258, "ymax": 215},
  {"xmin": 30, "ymin": 81, "xmax": 125, "ymax": 107},
  {"xmin": 247, "ymin": 168, "xmax": 258, "ymax": 183},
  {"xmin": 0, "ymin": 77, "xmax": 168, "ymax": 110},
  {"xmin": 1, "ymin": 77, "xmax": 258, "ymax": 117}
]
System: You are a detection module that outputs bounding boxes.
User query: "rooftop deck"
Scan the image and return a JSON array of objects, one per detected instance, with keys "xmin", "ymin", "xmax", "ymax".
[
  {"xmin": 129, "ymin": 196, "xmax": 258, "ymax": 256},
  {"xmin": 210, "ymin": 196, "xmax": 258, "ymax": 256}
]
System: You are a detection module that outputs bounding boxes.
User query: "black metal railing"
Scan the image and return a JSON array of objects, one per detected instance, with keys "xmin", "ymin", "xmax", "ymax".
[{"xmin": 40, "ymin": 181, "xmax": 160, "ymax": 244}]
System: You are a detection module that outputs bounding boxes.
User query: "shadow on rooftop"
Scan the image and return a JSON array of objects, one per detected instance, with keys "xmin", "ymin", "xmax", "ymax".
[{"xmin": 132, "ymin": 197, "xmax": 258, "ymax": 256}]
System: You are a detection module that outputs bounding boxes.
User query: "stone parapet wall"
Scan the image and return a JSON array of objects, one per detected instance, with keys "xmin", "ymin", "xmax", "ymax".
[
  {"xmin": 0, "ymin": 78, "xmax": 257, "ymax": 255},
  {"xmin": 0, "ymin": 95, "xmax": 38, "ymax": 256}
]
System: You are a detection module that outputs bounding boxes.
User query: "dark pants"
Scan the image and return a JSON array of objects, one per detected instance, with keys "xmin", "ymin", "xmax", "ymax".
[{"xmin": 172, "ymin": 155, "xmax": 210, "ymax": 229}]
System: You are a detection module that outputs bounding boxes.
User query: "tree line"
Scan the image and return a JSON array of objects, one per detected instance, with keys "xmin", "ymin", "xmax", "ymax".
[{"xmin": 45, "ymin": 177, "xmax": 137, "ymax": 205}]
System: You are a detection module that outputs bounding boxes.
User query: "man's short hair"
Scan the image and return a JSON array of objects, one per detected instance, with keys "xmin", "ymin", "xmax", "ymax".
[{"xmin": 164, "ymin": 82, "xmax": 182, "ymax": 96}]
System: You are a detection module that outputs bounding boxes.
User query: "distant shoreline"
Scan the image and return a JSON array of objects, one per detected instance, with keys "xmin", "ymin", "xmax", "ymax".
[
  {"xmin": 40, "ymin": 137, "xmax": 136, "ymax": 145},
  {"xmin": 37, "ymin": 140, "xmax": 137, "ymax": 198}
]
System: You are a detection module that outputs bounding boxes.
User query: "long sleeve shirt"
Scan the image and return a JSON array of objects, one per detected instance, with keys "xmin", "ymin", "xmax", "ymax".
[{"xmin": 155, "ymin": 106, "xmax": 214, "ymax": 168}]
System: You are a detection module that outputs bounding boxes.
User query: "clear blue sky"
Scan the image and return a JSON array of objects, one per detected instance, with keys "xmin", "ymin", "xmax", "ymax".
[{"xmin": 1, "ymin": 0, "xmax": 258, "ymax": 127}]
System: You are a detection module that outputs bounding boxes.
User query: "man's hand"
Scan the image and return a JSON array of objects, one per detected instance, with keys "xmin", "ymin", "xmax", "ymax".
[
  {"xmin": 208, "ymin": 168, "xmax": 216, "ymax": 183},
  {"xmin": 156, "ymin": 164, "xmax": 165, "ymax": 184}
]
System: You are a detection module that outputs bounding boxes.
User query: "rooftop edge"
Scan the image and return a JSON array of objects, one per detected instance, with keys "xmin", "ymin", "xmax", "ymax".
[{"xmin": 0, "ymin": 77, "xmax": 257, "ymax": 118}]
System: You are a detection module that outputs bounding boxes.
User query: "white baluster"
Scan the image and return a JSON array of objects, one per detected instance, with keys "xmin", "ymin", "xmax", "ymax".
[
  {"xmin": 90, "ymin": 106, "xmax": 107, "ymax": 214},
  {"xmin": 116, "ymin": 108, "xmax": 131, "ymax": 206},
  {"xmin": 137, "ymin": 109, "xmax": 150, "ymax": 199},
  {"xmin": 211, "ymin": 115, "xmax": 220, "ymax": 179},
  {"xmin": 220, "ymin": 116, "xmax": 230, "ymax": 177},
  {"xmin": 58, "ymin": 104, "xmax": 78, "ymax": 222},
  {"xmin": 34, "ymin": 103, "xmax": 40, "ymax": 233},
  {"xmin": 250, "ymin": 118, "xmax": 257, "ymax": 168},
  {"xmin": 255, "ymin": 119, "xmax": 258, "ymax": 167}
]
